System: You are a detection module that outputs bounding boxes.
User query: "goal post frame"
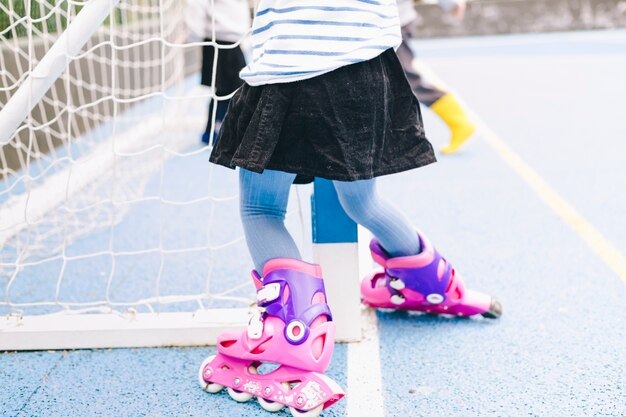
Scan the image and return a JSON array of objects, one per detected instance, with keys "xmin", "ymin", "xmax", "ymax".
[
  {"xmin": 0, "ymin": 0, "xmax": 122, "ymax": 145},
  {"xmin": 0, "ymin": 182, "xmax": 364, "ymax": 350},
  {"xmin": 311, "ymin": 179, "xmax": 363, "ymax": 343}
]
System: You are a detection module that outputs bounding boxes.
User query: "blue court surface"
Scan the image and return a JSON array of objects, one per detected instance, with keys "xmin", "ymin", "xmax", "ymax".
[{"xmin": 2, "ymin": 29, "xmax": 626, "ymax": 417}]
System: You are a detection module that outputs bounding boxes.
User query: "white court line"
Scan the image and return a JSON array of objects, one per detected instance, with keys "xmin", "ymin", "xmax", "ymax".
[
  {"xmin": 417, "ymin": 62, "xmax": 626, "ymax": 283},
  {"xmin": 346, "ymin": 307, "xmax": 385, "ymax": 417}
]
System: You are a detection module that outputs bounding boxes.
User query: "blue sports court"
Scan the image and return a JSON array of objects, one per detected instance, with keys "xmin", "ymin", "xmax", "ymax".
[{"xmin": 2, "ymin": 29, "xmax": 626, "ymax": 417}]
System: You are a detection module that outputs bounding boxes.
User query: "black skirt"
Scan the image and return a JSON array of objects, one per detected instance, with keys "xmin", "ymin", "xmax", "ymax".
[{"xmin": 209, "ymin": 48, "xmax": 436, "ymax": 182}]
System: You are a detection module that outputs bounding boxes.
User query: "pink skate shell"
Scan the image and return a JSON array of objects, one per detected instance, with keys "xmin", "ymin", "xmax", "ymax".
[
  {"xmin": 362, "ymin": 271, "xmax": 491, "ymax": 315},
  {"xmin": 251, "ymin": 258, "xmax": 322, "ymax": 291},
  {"xmin": 217, "ymin": 316, "xmax": 335, "ymax": 373},
  {"xmin": 219, "ymin": 258, "xmax": 335, "ymax": 373},
  {"xmin": 362, "ymin": 230, "xmax": 494, "ymax": 317},
  {"xmin": 204, "ymin": 258, "xmax": 344, "ymax": 413},
  {"xmin": 370, "ymin": 229, "xmax": 436, "ymax": 269},
  {"xmin": 201, "ymin": 353, "xmax": 344, "ymax": 411}
]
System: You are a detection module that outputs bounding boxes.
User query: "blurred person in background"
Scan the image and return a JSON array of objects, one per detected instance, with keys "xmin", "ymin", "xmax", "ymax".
[
  {"xmin": 185, "ymin": 0, "xmax": 251, "ymax": 144},
  {"xmin": 397, "ymin": 0, "xmax": 476, "ymax": 154}
]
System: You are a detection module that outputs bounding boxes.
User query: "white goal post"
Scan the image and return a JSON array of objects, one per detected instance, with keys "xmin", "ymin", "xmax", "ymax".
[
  {"xmin": 0, "ymin": 0, "xmax": 363, "ymax": 350},
  {"xmin": 0, "ymin": 0, "xmax": 121, "ymax": 144}
]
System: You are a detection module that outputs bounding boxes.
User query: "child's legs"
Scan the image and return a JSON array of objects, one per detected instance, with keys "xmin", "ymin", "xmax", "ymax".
[
  {"xmin": 239, "ymin": 168, "xmax": 301, "ymax": 272},
  {"xmin": 333, "ymin": 178, "xmax": 420, "ymax": 257}
]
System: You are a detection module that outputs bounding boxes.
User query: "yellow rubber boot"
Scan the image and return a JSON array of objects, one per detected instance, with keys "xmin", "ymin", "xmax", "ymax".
[{"xmin": 430, "ymin": 93, "xmax": 476, "ymax": 155}]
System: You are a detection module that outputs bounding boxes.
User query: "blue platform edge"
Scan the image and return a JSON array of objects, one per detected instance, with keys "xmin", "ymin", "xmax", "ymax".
[{"xmin": 311, "ymin": 178, "xmax": 358, "ymax": 244}]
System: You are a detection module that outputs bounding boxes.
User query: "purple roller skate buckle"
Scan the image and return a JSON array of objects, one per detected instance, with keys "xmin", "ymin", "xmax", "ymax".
[{"xmin": 258, "ymin": 266, "xmax": 332, "ymax": 346}]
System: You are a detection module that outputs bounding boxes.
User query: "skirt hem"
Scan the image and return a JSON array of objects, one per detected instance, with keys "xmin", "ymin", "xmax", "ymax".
[{"xmin": 210, "ymin": 153, "xmax": 438, "ymax": 182}]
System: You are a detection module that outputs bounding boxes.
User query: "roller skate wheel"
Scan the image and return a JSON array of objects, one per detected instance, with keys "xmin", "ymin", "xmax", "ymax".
[
  {"xmin": 258, "ymin": 396, "xmax": 286, "ymax": 412},
  {"xmin": 227, "ymin": 387, "xmax": 254, "ymax": 402},
  {"xmin": 289, "ymin": 404, "xmax": 324, "ymax": 417},
  {"xmin": 390, "ymin": 294, "xmax": 405, "ymax": 305},
  {"xmin": 197, "ymin": 355, "xmax": 223, "ymax": 393},
  {"xmin": 389, "ymin": 277, "xmax": 405, "ymax": 290},
  {"xmin": 426, "ymin": 293, "xmax": 444, "ymax": 304},
  {"xmin": 481, "ymin": 298, "xmax": 503, "ymax": 319}
]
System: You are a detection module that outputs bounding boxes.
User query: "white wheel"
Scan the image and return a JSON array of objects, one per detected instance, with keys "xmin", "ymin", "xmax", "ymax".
[
  {"xmin": 258, "ymin": 396, "xmax": 286, "ymax": 412},
  {"xmin": 198, "ymin": 355, "xmax": 224, "ymax": 393},
  {"xmin": 289, "ymin": 404, "xmax": 324, "ymax": 417},
  {"xmin": 227, "ymin": 387, "xmax": 254, "ymax": 402}
]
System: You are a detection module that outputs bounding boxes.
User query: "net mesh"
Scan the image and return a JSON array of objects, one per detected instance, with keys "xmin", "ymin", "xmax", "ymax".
[{"xmin": 0, "ymin": 0, "xmax": 308, "ymax": 319}]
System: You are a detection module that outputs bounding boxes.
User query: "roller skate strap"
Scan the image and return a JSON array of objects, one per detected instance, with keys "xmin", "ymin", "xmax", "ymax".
[
  {"xmin": 256, "ymin": 267, "xmax": 333, "ymax": 344},
  {"xmin": 256, "ymin": 283, "xmax": 333, "ymax": 325},
  {"xmin": 370, "ymin": 231, "xmax": 435, "ymax": 269},
  {"xmin": 370, "ymin": 231, "xmax": 453, "ymax": 297}
]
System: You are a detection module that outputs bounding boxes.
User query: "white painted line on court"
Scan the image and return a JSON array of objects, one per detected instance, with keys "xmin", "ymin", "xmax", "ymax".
[
  {"xmin": 346, "ymin": 307, "xmax": 385, "ymax": 417},
  {"xmin": 416, "ymin": 61, "xmax": 626, "ymax": 284}
]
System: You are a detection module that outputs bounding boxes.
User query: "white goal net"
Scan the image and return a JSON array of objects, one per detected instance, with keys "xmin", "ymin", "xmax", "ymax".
[{"xmin": 0, "ymin": 0, "xmax": 311, "ymax": 350}]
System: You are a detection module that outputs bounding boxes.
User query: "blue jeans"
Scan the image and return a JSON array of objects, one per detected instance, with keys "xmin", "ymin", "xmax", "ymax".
[{"xmin": 240, "ymin": 169, "xmax": 420, "ymax": 272}]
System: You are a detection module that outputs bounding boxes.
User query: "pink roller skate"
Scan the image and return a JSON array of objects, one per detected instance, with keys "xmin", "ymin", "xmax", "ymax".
[
  {"xmin": 361, "ymin": 231, "xmax": 502, "ymax": 318},
  {"xmin": 198, "ymin": 259, "xmax": 344, "ymax": 416}
]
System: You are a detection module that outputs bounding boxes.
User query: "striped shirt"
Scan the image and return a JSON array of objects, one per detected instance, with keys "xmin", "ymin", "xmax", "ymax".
[{"xmin": 240, "ymin": 0, "xmax": 402, "ymax": 86}]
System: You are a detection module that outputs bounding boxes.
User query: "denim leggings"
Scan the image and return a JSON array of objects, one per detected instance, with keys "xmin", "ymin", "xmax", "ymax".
[{"xmin": 240, "ymin": 169, "xmax": 420, "ymax": 272}]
